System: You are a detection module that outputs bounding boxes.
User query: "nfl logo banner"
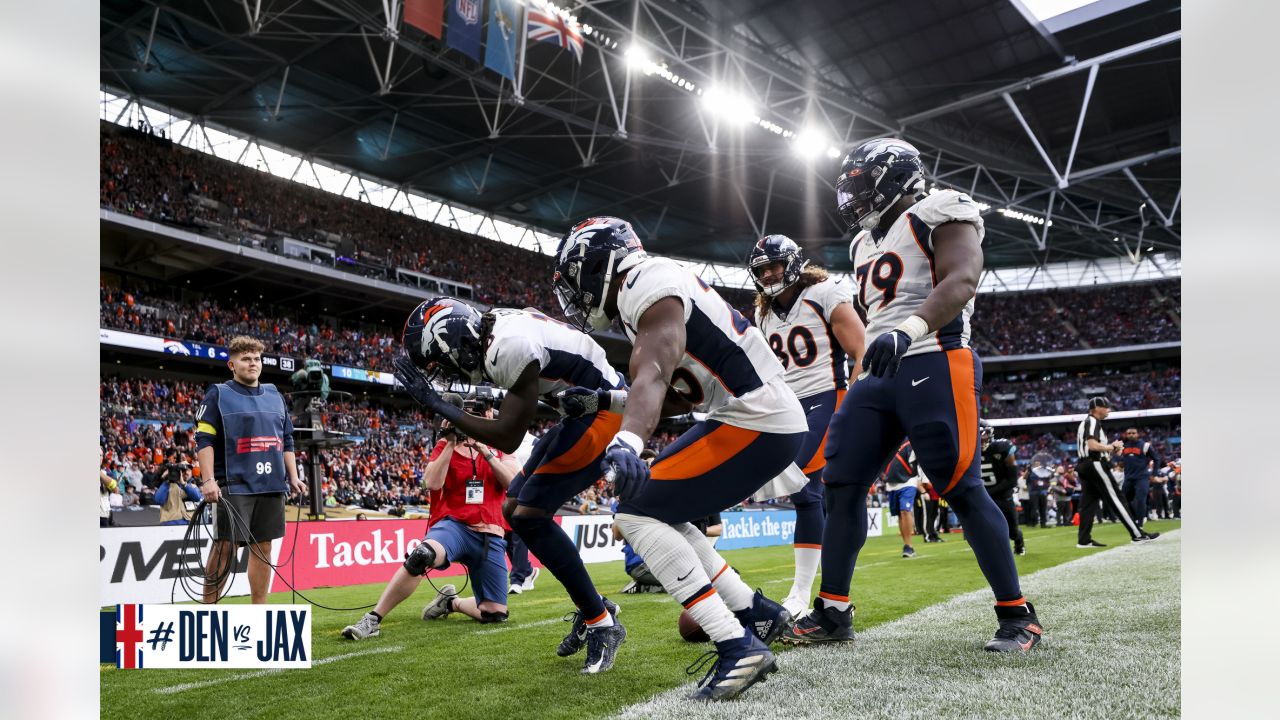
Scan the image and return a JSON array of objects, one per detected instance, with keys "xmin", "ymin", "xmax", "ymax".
[
  {"xmin": 446, "ymin": 0, "xmax": 485, "ymax": 62},
  {"xmin": 109, "ymin": 604, "xmax": 312, "ymax": 669},
  {"xmin": 483, "ymin": 0, "xmax": 521, "ymax": 81}
]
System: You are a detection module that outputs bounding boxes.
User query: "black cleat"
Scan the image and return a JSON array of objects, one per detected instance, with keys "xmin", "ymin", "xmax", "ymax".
[
  {"xmin": 1015, "ymin": 542, "xmax": 1026, "ymax": 556},
  {"xmin": 1076, "ymin": 540, "xmax": 1107, "ymax": 548},
  {"xmin": 984, "ymin": 601, "xmax": 1043, "ymax": 653},
  {"xmin": 780, "ymin": 596, "xmax": 854, "ymax": 645},
  {"xmin": 581, "ymin": 621, "xmax": 627, "ymax": 674},
  {"xmin": 686, "ymin": 634, "xmax": 777, "ymax": 701},
  {"xmin": 557, "ymin": 597, "xmax": 619, "ymax": 657},
  {"xmin": 902, "ymin": 545, "xmax": 916, "ymax": 558},
  {"xmin": 733, "ymin": 589, "xmax": 792, "ymax": 645},
  {"xmin": 1133, "ymin": 532, "xmax": 1161, "ymax": 543}
]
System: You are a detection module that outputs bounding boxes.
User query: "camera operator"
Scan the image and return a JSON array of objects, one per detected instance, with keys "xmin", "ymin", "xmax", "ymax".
[
  {"xmin": 194, "ymin": 336, "xmax": 306, "ymax": 604},
  {"xmin": 99, "ymin": 448, "xmax": 117, "ymax": 528},
  {"xmin": 154, "ymin": 457, "xmax": 203, "ymax": 525},
  {"xmin": 343, "ymin": 401, "xmax": 520, "ymax": 640}
]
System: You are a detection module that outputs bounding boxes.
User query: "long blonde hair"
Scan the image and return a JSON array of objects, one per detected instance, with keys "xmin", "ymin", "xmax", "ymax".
[{"xmin": 754, "ymin": 265, "xmax": 829, "ymax": 316}]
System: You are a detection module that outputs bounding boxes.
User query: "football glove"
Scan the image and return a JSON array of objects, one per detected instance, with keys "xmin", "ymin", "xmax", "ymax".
[
  {"xmin": 601, "ymin": 431, "xmax": 648, "ymax": 501},
  {"xmin": 557, "ymin": 387, "xmax": 627, "ymax": 418},
  {"xmin": 861, "ymin": 329, "xmax": 912, "ymax": 378},
  {"xmin": 393, "ymin": 349, "xmax": 463, "ymax": 422}
]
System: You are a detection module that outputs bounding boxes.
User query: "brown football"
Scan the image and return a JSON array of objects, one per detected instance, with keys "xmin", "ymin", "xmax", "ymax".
[{"xmin": 678, "ymin": 608, "xmax": 710, "ymax": 643}]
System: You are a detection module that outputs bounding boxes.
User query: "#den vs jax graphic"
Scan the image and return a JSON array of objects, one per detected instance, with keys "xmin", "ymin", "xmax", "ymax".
[{"xmin": 102, "ymin": 604, "xmax": 312, "ymax": 669}]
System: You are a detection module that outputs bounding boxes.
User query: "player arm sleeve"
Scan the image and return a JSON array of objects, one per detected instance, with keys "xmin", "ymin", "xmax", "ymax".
[
  {"xmin": 820, "ymin": 278, "xmax": 856, "ymax": 318},
  {"xmin": 194, "ymin": 386, "xmax": 220, "ymax": 451},
  {"xmin": 620, "ymin": 262, "xmax": 690, "ymax": 326}
]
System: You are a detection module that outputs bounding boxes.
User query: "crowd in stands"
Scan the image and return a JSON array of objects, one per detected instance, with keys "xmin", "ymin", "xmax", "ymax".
[
  {"xmin": 982, "ymin": 365, "xmax": 1180, "ymax": 419},
  {"xmin": 102, "ymin": 121, "xmax": 1180, "ymax": 359},
  {"xmin": 970, "ymin": 280, "xmax": 1180, "ymax": 355},
  {"xmin": 101, "ymin": 122, "xmax": 561, "ymax": 313},
  {"xmin": 1004, "ymin": 423, "xmax": 1181, "ymax": 470},
  {"xmin": 101, "ymin": 281, "xmax": 401, "ymax": 371}
]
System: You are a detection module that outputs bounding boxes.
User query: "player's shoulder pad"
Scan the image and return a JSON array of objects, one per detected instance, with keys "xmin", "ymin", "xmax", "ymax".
[
  {"xmin": 618, "ymin": 257, "xmax": 691, "ymax": 325},
  {"xmin": 910, "ymin": 189, "xmax": 985, "ymax": 235},
  {"xmin": 813, "ymin": 275, "xmax": 854, "ymax": 307},
  {"xmin": 849, "ymin": 230, "xmax": 871, "ymax": 264}
]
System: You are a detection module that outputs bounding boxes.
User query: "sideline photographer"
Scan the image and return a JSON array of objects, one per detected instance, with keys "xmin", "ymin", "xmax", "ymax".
[
  {"xmin": 343, "ymin": 398, "xmax": 520, "ymax": 640},
  {"xmin": 153, "ymin": 456, "xmax": 203, "ymax": 525}
]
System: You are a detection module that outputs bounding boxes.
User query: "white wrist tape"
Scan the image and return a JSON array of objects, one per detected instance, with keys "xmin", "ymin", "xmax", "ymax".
[
  {"xmin": 606, "ymin": 389, "xmax": 629, "ymax": 415},
  {"xmin": 610, "ymin": 430, "xmax": 644, "ymax": 454},
  {"xmin": 896, "ymin": 315, "xmax": 930, "ymax": 343}
]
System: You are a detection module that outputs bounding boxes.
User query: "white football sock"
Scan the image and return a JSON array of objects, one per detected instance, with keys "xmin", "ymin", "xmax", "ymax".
[
  {"xmin": 616, "ymin": 513, "xmax": 744, "ymax": 642},
  {"xmin": 675, "ymin": 522, "xmax": 753, "ymax": 612},
  {"xmin": 789, "ymin": 545, "xmax": 821, "ymax": 600}
]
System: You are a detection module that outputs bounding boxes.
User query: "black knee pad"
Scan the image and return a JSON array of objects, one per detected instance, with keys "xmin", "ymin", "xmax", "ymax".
[
  {"xmin": 403, "ymin": 541, "xmax": 437, "ymax": 577},
  {"xmin": 478, "ymin": 610, "xmax": 509, "ymax": 624}
]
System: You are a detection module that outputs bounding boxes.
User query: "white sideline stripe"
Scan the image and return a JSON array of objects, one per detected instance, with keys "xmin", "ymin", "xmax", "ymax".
[
  {"xmin": 153, "ymin": 645, "xmax": 404, "ymax": 694},
  {"xmin": 473, "ymin": 617, "xmax": 562, "ymax": 635},
  {"xmin": 614, "ymin": 531, "xmax": 1181, "ymax": 719}
]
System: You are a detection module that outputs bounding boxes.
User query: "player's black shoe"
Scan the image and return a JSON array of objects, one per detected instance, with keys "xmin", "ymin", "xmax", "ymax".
[
  {"xmin": 732, "ymin": 589, "xmax": 792, "ymax": 645},
  {"xmin": 686, "ymin": 633, "xmax": 777, "ymax": 701},
  {"xmin": 581, "ymin": 620, "xmax": 627, "ymax": 674},
  {"xmin": 557, "ymin": 597, "xmax": 619, "ymax": 657},
  {"xmin": 984, "ymin": 601, "xmax": 1043, "ymax": 653},
  {"xmin": 1015, "ymin": 541, "xmax": 1026, "ymax": 555},
  {"xmin": 1076, "ymin": 540, "xmax": 1107, "ymax": 548},
  {"xmin": 1133, "ymin": 532, "xmax": 1160, "ymax": 543},
  {"xmin": 780, "ymin": 596, "xmax": 854, "ymax": 645}
]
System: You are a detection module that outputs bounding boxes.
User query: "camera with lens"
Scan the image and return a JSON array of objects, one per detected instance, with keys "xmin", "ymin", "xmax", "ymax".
[
  {"xmin": 464, "ymin": 386, "xmax": 495, "ymax": 415},
  {"xmin": 161, "ymin": 459, "xmax": 192, "ymax": 483}
]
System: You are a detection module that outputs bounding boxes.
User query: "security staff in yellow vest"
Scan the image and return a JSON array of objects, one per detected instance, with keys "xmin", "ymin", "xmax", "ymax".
[{"xmin": 195, "ymin": 336, "xmax": 306, "ymax": 603}]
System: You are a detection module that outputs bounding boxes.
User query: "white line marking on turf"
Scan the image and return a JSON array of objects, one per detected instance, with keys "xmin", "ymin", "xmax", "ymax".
[
  {"xmin": 615, "ymin": 531, "xmax": 1182, "ymax": 720},
  {"xmin": 154, "ymin": 645, "xmax": 404, "ymax": 695},
  {"xmin": 473, "ymin": 617, "xmax": 562, "ymax": 635}
]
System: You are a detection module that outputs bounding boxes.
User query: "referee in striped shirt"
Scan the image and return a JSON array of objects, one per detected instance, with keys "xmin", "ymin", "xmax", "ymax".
[{"xmin": 1074, "ymin": 396, "xmax": 1159, "ymax": 547}]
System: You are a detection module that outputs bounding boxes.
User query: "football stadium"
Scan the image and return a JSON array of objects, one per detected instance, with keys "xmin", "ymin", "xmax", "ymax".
[{"xmin": 96, "ymin": 0, "xmax": 1183, "ymax": 717}]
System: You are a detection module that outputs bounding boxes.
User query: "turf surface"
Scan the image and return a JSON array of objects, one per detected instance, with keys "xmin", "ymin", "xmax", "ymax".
[{"xmin": 101, "ymin": 518, "xmax": 1180, "ymax": 719}]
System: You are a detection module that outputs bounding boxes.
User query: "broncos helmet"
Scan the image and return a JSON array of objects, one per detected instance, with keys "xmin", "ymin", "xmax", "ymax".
[
  {"xmin": 979, "ymin": 419, "xmax": 995, "ymax": 451},
  {"xmin": 553, "ymin": 216, "xmax": 646, "ymax": 332},
  {"xmin": 747, "ymin": 234, "xmax": 808, "ymax": 297},
  {"xmin": 401, "ymin": 297, "xmax": 486, "ymax": 384},
  {"xmin": 836, "ymin": 138, "xmax": 926, "ymax": 232}
]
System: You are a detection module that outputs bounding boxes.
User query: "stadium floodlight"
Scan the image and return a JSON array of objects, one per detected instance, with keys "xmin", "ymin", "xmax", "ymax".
[
  {"xmin": 826, "ymin": 146, "xmax": 843, "ymax": 159},
  {"xmin": 625, "ymin": 45, "xmax": 652, "ymax": 71},
  {"xmin": 701, "ymin": 86, "xmax": 756, "ymax": 124},
  {"xmin": 998, "ymin": 207, "xmax": 1053, "ymax": 226},
  {"xmin": 792, "ymin": 128, "xmax": 830, "ymax": 159}
]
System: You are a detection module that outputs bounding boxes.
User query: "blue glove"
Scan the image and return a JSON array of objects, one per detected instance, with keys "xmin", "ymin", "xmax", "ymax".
[
  {"xmin": 393, "ymin": 349, "xmax": 462, "ymax": 422},
  {"xmin": 601, "ymin": 431, "xmax": 648, "ymax": 501},
  {"xmin": 861, "ymin": 329, "xmax": 912, "ymax": 378}
]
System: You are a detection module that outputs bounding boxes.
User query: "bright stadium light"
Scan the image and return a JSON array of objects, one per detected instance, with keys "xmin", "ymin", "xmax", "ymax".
[
  {"xmin": 701, "ymin": 86, "xmax": 755, "ymax": 124},
  {"xmin": 826, "ymin": 146, "xmax": 843, "ymax": 159},
  {"xmin": 625, "ymin": 45, "xmax": 652, "ymax": 71},
  {"xmin": 792, "ymin": 128, "xmax": 829, "ymax": 159},
  {"xmin": 998, "ymin": 207, "xmax": 1052, "ymax": 226}
]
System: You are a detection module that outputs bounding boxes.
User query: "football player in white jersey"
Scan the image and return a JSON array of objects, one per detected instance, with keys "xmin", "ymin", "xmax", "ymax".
[
  {"xmin": 392, "ymin": 298, "xmax": 629, "ymax": 673},
  {"xmin": 747, "ymin": 234, "xmax": 865, "ymax": 616},
  {"xmin": 782, "ymin": 138, "xmax": 1043, "ymax": 653},
  {"xmin": 552, "ymin": 217, "xmax": 806, "ymax": 701}
]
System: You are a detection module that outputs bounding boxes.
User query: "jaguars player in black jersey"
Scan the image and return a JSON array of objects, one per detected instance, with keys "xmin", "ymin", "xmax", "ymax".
[{"xmin": 980, "ymin": 421, "xmax": 1024, "ymax": 556}]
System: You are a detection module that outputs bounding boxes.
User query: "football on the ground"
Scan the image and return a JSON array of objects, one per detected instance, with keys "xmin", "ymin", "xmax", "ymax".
[{"xmin": 678, "ymin": 609, "xmax": 710, "ymax": 643}]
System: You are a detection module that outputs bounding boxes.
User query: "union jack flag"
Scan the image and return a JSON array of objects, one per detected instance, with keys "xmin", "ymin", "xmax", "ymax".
[{"xmin": 527, "ymin": 1, "xmax": 583, "ymax": 62}]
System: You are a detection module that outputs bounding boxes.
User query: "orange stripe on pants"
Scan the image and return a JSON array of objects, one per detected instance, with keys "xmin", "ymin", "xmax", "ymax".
[
  {"xmin": 799, "ymin": 388, "xmax": 846, "ymax": 475},
  {"xmin": 650, "ymin": 424, "xmax": 759, "ymax": 481},
  {"xmin": 533, "ymin": 411, "xmax": 622, "ymax": 475},
  {"xmin": 943, "ymin": 349, "xmax": 978, "ymax": 495}
]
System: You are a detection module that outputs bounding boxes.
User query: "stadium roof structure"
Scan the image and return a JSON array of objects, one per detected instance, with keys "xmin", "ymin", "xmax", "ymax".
[{"xmin": 100, "ymin": 0, "xmax": 1180, "ymax": 272}]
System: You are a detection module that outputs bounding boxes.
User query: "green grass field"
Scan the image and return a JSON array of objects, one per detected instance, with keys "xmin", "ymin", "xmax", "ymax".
[{"xmin": 101, "ymin": 518, "xmax": 1180, "ymax": 720}]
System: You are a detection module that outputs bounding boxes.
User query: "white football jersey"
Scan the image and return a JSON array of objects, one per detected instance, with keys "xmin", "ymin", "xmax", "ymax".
[
  {"xmin": 616, "ymin": 257, "xmax": 805, "ymax": 433},
  {"xmin": 849, "ymin": 189, "xmax": 984, "ymax": 357},
  {"xmin": 483, "ymin": 308, "xmax": 625, "ymax": 409},
  {"xmin": 755, "ymin": 278, "xmax": 855, "ymax": 400}
]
